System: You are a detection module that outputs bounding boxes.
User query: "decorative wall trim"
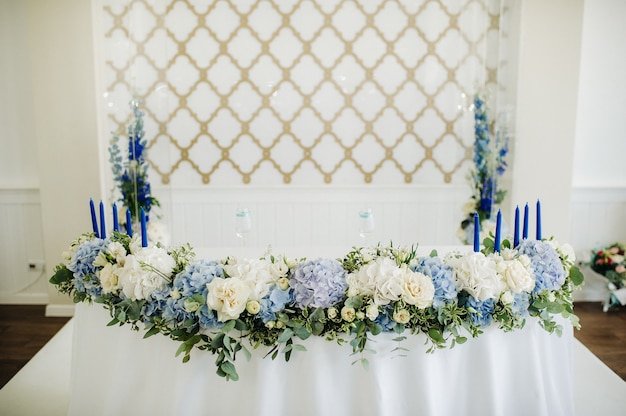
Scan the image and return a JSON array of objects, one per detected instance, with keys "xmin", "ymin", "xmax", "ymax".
[{"xmin": 154, "ymin": 185, "xmax": 472, "ymax": 249}]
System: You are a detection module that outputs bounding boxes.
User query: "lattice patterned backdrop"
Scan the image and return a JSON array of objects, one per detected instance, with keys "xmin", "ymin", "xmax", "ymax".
[{"xmin": 100, "ymin": 0, "xmax": 507, "ymax": 186}]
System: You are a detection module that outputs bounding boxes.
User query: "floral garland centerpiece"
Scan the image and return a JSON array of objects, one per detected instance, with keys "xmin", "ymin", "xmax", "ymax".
[
  {"xmin": 50, "ymin": 222, "xmax": 584, "ymax": 381},
  {"xmin": 108, "ymin": 99, "xmax": 166, "ymax": 243},
  {"xmin": 459, "ymin": 93, "xmax": 509, "ymax": 244},
  {"xmin": 589, "ymin": 242, "xmax": 626, "ymax": 311}
]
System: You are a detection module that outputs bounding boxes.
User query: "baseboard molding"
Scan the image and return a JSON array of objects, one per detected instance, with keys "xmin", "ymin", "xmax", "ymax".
[
  {"xmin": 45, "ymin": 303, "xmax": 75, "ymax": 317},
  {"xmin": 0, "ymin": 293, "xmax": 49, "ymax": 305}
]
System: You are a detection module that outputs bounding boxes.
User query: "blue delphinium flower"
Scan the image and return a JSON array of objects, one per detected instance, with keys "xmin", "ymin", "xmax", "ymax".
[
  {"xmin": 109, "ymin": 99, "xmax": 158, "ymax": 223},
  {"xmin": 517, "ymin": 240, "xmax": 566, "ymax": 293},
  {"xmin": 258, "ymin": 286, "xmax": 292, "ymax": 323},
  {"xmin": 412, "ymin": 256, "xmax": 457, "ymax": 308},
  {"xmin": 290, "ymin": 259, "xmax": 347, "ymax": 309},
  {"xmin": 67, "ymin": 238, "xmax": 108, "ymax": 297},
  {"xmin": 162, "ymin": 259, "xmax": 224, "ymax": 329}
]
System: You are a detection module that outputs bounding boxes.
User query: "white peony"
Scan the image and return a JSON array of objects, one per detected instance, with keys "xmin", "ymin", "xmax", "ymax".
[
  {"xmin": 224, "ymin": 258, "xmax": 275, "ymax": 301},
  {"xmin": 206, "ymin": 277, "xmax": 251, "ymax": 322},
  {"xmin": 107, "ymin": 241, "xmax": 127, "ymax": 264},
  {"xmin": 117, "ymin": 246, "xmax": 175, "ymax": 301},
  {"xmin": 448, "ymin": 252, "xmax": 504, "ymax": 301},
  {"xmin": 497, "ymin": 253, "xmax": 535, "ymax": 293},
  {"xmin": 374, "ymin": 265, "xmax": 405, "ymax": 306},
  {"xmin": 400, "ymin": 268, "xmax": 435, "ymax": 308},
  {"xmin": 347, "ymin": 257, "xmax": 397, "ymax": 302}
]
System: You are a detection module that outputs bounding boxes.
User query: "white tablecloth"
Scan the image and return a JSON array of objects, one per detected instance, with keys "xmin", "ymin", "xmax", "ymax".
[{"xmin": 68, "ymin": 302, "xmax": 574, "ymax": 416}]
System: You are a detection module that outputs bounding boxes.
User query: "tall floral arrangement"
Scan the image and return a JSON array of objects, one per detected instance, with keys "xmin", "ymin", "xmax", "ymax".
[
  {"xmin": 589, "ymin": 242, "xmax": 626, "ymax": 310},
  {"xmin": 459, "ymin": 94, "xmax": 509, "ymax": 244},
  {"xmin": 108, "ymin": 99, "xmax": 159, "ymax": 224}
]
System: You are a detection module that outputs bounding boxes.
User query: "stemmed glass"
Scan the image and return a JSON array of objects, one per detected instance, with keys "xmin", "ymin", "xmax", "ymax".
[
  {"xmin": 358, "ymin": 208, "xmax": 374, "ymax": 245},
  {"xmin": 235, "ymin": 207, "xmax": 251, "ymax": 248}
]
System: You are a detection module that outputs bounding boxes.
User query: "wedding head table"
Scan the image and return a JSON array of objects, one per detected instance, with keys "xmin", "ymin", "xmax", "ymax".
[{"xmin": 64, "ymin": 245, "xmax": 576, "ymax": 416}]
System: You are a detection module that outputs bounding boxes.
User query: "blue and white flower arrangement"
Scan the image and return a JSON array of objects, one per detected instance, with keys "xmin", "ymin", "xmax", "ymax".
[
  {"xmin": 108, "ymin": 99, "xmax": 160, "ymax": 226},
  {"xmin": 50, "ymin": 233, "xmax": 584, "ymax": 381},
  {"xmin": 459, "ymin": 93, "xmax": 509, "ymax": 245}
]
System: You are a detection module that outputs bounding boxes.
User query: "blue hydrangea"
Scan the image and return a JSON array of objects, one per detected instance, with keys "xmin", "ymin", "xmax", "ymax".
[
  {"xmin": 412, "ymin": 256, "xmax": 457, "ymax": 308},
  {"xmin": 258, "ymin": 286, "xmax": 292, "ymax": 323},
  {"xmin": 290, "ymin": 259, "xmax": 347, "ymax": 309},
  {"xmin": 464, "ymin": 296, "xmax": 495, "ymax": 327},
  {"xmin": 511, "ymin": 292, "xmax": 530, "ymax": 317},
  {"xmin": 162, "ymin": 259, "xmax": 224, "ymax": 329},
  {"xmin": 517, "ymin": 240, "xmax": 566, "ymax": 293},
  {"xmin": 373, "ymin": 305, "xmax": 397, "ymax": 332},
  {"xmin": 67, "ymin": 238, "xmax": 108, "ymax": 297}
]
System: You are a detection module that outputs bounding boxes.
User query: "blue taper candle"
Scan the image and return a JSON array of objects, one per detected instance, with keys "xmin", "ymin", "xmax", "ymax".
[
  {"xmin": 513, "ymin": 206, "xmax": 520, "ymax": 247},
  {"xmin": 126, "ymin": 209, "xmax": 133, "ymax": 237},
  {"xmin": 113, "ymin": 203, "xmax": 119, "ymax": 232},
  {"xmin": 89, "ymin": 199, "xmax": 99, "ymax": 237},
  {"xmin": 494, "ymin": 210, "xmax": 502, "ymax": 253},
  {"xmin": 99, "ymin": 201, "xmax": 106, "ymax": 239},
  {"xmin": 141, "ymin": 208, "xmax": 148, "ymax": 248},
  {"xmin": 473, "ymin": 212, "xmax": 480, "ymax": 252},
  {"xmin": 536, "ymin": 199, "xmax": 542, "ymax": 240},
  {"xmin": 523, "ymin": 203, "xmax": 529, "ymax": 239}
]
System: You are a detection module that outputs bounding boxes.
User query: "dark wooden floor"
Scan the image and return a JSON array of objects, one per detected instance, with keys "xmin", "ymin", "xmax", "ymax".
[{"xmin": 0, "ymin": 302, "xmax": 625, "ymax": 389}]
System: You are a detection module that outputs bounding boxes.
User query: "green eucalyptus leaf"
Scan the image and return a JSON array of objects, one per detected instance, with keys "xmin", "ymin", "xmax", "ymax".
[
  {"xmin": 144, "ymin": 326, "xmax": 160, "ymax": 338},
  {"xmin": 277, "ymin": 328, "xmax": 294, "ymax": 343},
  {"xmin": 428, "ymin": 328, "xmax": 445, "ymax": 344},
  {"xmin": 569, "ymin": 266, "xmax": 584, "ymax": 286},
  {"xmin": 220, "ymin": 362, "xmax": 239, "ymax": 381},
  {"xmin": 222, "ymin": 320, "xmax": 237, "ymax": 333},
  {"xmin": 49, "ymin": 266, "xmax": 73, "ymax": 285}
]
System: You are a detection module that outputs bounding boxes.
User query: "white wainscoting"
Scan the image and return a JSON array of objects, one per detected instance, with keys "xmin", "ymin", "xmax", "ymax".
[
  {"xmin": 0, "ymin": 189, "xmax": 49, "ymax": 304},
  {"xmin": 155, "ymin": 185, "xmax": 473, "ymax": 251},
  {"xmin": 569, "ymin": 186, "xmax": 626, "ymax": 302}
]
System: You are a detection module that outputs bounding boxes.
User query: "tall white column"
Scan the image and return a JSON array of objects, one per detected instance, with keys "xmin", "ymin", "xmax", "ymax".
[
  {"xmin": 511, "ymin": 0, "xmax": 584, "ymax": 242},
  {"xmin": 27, "ymin": 0, "xmax": 103, "ymax": 314}
]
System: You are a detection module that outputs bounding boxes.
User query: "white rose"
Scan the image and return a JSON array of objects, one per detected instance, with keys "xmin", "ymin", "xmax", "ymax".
[
  {"xmin": 265, "ymin": 320, "xmax": 275, "ymax": 329},
  {"xmin": 365, "ymin": 303, "xmax": 379, "ymax": 320},
  {"xmin": 206, "ymin": 277, "xmax": 251, "ymax": 322},
  {"xmin": 341, "ymin": 306, "xmax": 356, "ymax": 322},
  {"xmin": 499, "ymin": 256, "xmax": 535, "ymax": 293},
  {"xmin": 327, "ymin": 307, "xmax": 338, "ymax": 319},
  {"xmin": 277, "ymin": 277, "xmax": 290, "ymax": 291},
  {"xmin": 184, "ymin": 298, "xmax": 201, "ymax": 313},
  {"xmin": 393, "ymin": 309, "xmax": 411, "ymax": 324},
  {"xmin": 99, "ymin": 263, "xmax": 120, "ymax": 294},
  {"xmin": 246, "ymin": 300, "xmax": 261, "ymax": 314},
  {"xmin": 225, "ymin": 259, "xmax": 274, "ymax": 301},
  {"xmin": 611, "ymin": 254, "xmax": 624, "ymax": 264},
  {"xmin": 449, "ymin": 252, "xmax": 504, "ymax": 301},
  {"xmin": 501, "ymin": 291, "xmax": 514, "ymax": 305},
  {"xmin": 400, "ymin": 269, "xmax": 435, "ymax": 309}
]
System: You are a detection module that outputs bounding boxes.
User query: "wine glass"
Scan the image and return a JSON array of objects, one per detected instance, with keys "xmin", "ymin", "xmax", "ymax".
[
  {"xmin": 235, "ymin": 207, "xmax": 251, "ymax": 248},
  {"xmin": 358, "ymin": 208, "xmax": 374, "ymax": 245}
]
